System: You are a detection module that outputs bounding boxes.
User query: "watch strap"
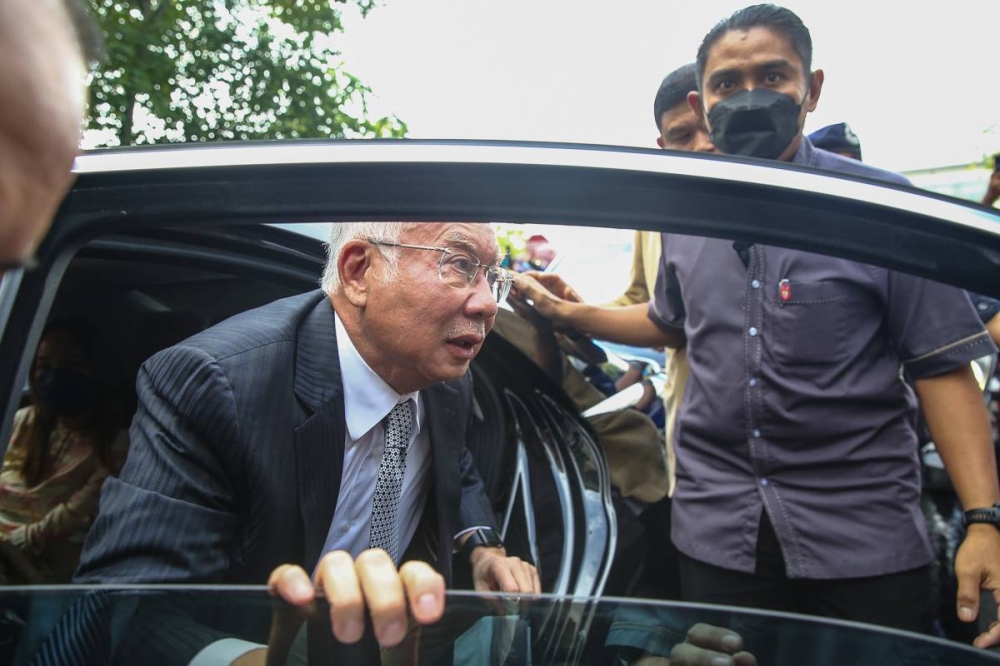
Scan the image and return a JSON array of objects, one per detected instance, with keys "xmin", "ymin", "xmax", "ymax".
[
  {"xmin": 963, "ymin": 502, "xmax": 1000, "ymax": 527},
  {"xmin": 461, "ymin": 528, "xmax": 504, "ymax": 555}
]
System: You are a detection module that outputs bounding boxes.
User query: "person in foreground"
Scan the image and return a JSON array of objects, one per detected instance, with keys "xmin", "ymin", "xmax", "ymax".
[
  {"xmin": 514, "ymin": 4, "xmax": 1000, "ymax": 660},
  {"xmin": 74, "ymin": 222, "xmax": 537, "ymax": 663},
  {"xmin": 0, "ymin": 0, "xmax": 99, "ymax": 272}
]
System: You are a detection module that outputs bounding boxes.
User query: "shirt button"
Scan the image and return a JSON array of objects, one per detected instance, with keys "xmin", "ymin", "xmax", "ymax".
[
  {"xmin": 760, "ymin": 478, "xmax": 770, "ymax": 487},
  {"xmin": 749, "ymin": 378, "xmax": 758, "ymax": 387},
  {"xmin": 749, "ymin": 327, "xmax": 759, "ymax": 337},
  {"xmin": 752, "ymin": 429, "xmax": 761, "ymax": 438},
  {"xmin": 751, "ymin": 279, "xmax": 761, "ymax": 289}
]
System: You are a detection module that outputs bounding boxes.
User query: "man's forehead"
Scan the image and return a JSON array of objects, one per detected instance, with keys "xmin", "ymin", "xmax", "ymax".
[
  {"xmin": 413, "ymin": 223, "xmax": 501, "ymax": 261},
  {"xmin": 661, "ymin": 103, "xmax": 700, "ymax": 133},
  {"xmin": 704, "ymin": 27, "xmax": 803, "ymax": 75}
]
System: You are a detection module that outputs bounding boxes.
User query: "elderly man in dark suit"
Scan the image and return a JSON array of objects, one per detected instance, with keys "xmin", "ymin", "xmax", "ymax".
[{"xmin": 75, "ymin": 221, "xmax": 537, "ymax": 663}]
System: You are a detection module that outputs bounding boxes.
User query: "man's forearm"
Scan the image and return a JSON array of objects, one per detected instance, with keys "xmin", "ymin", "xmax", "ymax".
[
  {"xmin": 557, "ymin": 302, "xmax": 684, "ymax": 348},
  {"xmin": 916, "ymin": 365, "xmax": 1000, "ymax": 509}
]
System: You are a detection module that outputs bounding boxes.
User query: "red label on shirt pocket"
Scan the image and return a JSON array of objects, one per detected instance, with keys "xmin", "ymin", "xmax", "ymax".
[
  {"xmin": 779, "ymin": 279, "xmax": 792, "ymax": 303},
  {"xmin": 771, "ymin": 281, "xmax": 851, "ymax": 366}
]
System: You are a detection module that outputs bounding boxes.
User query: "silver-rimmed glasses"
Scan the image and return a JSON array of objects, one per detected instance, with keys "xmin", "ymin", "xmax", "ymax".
[{"xmin": 370, "ymin": 241, "xmax": 514, "ymax": 304}]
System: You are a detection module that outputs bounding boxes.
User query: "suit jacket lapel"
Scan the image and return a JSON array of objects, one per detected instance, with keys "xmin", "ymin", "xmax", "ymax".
[
  {"xmin": 293, "ymin": 295, "xmax": 347, "ymax": 570},
  {"xmin": 422, "ymin": 380, "xmax": 462, "ymax": 575}
]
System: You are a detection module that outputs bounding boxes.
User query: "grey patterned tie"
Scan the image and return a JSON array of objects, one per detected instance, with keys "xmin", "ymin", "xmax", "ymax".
[{"xmin": 368, "ymin": 399, "xmax": 414, "ymax": 564}]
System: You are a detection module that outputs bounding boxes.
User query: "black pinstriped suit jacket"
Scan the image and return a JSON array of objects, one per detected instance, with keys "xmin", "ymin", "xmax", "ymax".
[{"xmin": 76, "ymin": 290, "xmax": 496, "ymax": 588}]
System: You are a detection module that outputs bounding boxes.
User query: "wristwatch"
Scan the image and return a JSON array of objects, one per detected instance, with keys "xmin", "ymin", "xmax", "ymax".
[
  {"xmin": 963, "ymin": 502, "xmax": 1000, "ymax": 528},
  {"xmin": 461, "ymin": 528, "xmax": 504, "ymax": 555}
]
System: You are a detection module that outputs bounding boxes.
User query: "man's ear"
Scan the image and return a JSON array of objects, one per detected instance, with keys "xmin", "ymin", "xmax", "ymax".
[
  {"xmin": 805, "ymin": 69, "xmax": 824, "ymax": 113},
  {"xmin": 688, "ymin": 91, "xmax": 707, "ymax": 127},
  {"xmin": 338, "ymin": 240, "xmax": 375, "ymax": 307},
  {"xmin": 656, "ymin": 135, "xmax": 665, "ymax": 149}
]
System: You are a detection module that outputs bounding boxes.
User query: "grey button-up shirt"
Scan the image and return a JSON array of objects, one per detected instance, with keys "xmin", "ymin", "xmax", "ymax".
[{"xmin": 649, "ymin": 139, "xmax": 997, "ymax": 579}]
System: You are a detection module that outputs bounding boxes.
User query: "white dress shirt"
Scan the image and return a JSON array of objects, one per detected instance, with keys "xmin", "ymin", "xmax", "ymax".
[{"xmin": 319, "ymin": 313, "xmax": 432, "ymax": 560}]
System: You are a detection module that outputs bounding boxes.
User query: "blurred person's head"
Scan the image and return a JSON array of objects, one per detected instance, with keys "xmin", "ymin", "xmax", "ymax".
[
  {"xmin": 21, "ymin": 319, "xmax": 116, "ymax": 485},
  {"xmin": 30, "ymin": 320, "xmax": 101, "ymax": 422},
  {"xmin": 653, "ymin": 63, "xmax": 717, "ymax": 153},
  {"xmin": 0, "ymin": 0, "xmax": 101, "ymax": 270},
  {"xmin": 525, "ymin": 234, "xmax": 556, "ymax": 270},
  {"xmin": 691, "ymin": 4, "xmax": 823, "ymax": 162},
  {"xmin": 808, "ymin": 122, "xmax": 863, "ymax": 161},
  {"xmin": 324, "ymin": 222, "xmax": 504, "ymax": 394}
]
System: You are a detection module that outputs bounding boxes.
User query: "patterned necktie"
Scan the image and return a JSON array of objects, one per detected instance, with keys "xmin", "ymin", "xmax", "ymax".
[{"xmin": 368, "ymin": 399, "xmax": 414, "ymax": 565}]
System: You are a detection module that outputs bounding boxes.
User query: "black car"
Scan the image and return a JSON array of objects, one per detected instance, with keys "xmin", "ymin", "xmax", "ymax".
[{"xmin": 1, "ymin": 140, "xmax": 999, "ymax": 664}]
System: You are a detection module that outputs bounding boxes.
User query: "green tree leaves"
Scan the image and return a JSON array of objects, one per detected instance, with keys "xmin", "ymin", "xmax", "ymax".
[{"xmin": 86, "ymin": 0, "xmax": 406, "ymax": 146}]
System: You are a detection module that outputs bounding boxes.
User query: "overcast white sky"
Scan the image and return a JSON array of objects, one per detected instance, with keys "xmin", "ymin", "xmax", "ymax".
[{"xmin": 336, "ymin": 0, "xmax": 999, "ymax": 173}]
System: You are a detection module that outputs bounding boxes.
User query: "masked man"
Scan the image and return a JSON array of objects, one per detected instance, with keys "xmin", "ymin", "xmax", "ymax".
[{"xmin": 512, "ymin": 3, "xmax": 1000, "ymax": 652}]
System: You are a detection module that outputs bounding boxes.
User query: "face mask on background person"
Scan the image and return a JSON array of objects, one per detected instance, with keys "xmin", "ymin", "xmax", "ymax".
[
  {"xmin": 707, "ymin": 88, "xmax": 805, "ymax": 160},
  {"xmin": 34, "ymin": 367, "xmax": 97, "ymax": 418}
]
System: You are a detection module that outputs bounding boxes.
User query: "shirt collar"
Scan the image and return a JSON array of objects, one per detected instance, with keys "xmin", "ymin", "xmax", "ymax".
[{"xmin": 334, "ymin": 312, "xmax": 421, "ymax": 441}]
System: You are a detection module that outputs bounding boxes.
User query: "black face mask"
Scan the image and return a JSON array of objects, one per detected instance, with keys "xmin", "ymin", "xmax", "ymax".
[
  {"xmin": 34, "ymin": 368, "xmax": 98, "ymax": 418},
  {"xmin": 707, "ymin": 88, "xmax": 804, "ymax": 160}
]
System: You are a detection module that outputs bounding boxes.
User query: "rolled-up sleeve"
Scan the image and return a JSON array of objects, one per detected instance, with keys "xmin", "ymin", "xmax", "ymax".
[
  {"xmin": 647, "ymin": 235, "xmax": 686, "ymax": 331},
  {"xmin": 886, "ymin": 272, "xmax": 997, "ymax": 379}
]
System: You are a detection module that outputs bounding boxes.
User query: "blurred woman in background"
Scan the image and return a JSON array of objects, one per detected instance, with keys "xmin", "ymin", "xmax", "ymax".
[{"xmin": 0, "ymin": 320, "xmax": 127, "ymax": 583}]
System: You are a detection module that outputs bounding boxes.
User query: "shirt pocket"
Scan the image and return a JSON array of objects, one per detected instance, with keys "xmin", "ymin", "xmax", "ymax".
[{"xmin": 769, "ymin": 281, "xmax": 851, "ymax": 366}]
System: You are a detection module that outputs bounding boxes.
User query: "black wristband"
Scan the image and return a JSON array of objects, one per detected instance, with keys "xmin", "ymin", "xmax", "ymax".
[
  {"xmin": 963, "ymin": 502, "xmax": 1000, "ymax": 528},
  {"xmin": 461, "ymin": 528, "xmax": 504, "ymax": 556}
]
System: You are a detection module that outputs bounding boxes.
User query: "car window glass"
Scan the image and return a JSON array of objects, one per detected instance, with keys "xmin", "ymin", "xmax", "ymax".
[
  {"xmin": 1, "ymin": 219, "xmax": 998, "ymax": 661},
  {"xmin": 4, "ymin": 587, "xmax": 999, "ymax": 665}
]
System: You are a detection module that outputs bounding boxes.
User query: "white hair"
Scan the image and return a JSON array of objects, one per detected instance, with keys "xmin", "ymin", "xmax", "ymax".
[{"xmin": 320, "ymin": 222, "xmax": 418, "ymax": 294}]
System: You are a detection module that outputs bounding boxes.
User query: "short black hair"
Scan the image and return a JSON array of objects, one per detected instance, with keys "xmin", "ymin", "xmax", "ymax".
[
  {"xmin": 695, "ymin": 4, "xmax": 812, "ymax": 91},
  {"xmin": 59, "ymin": 0, "xmax": 104, "ymax": 66},
  {"xmin": 653, "ymin": 63, "xmax": 698, "ymax": 130}
]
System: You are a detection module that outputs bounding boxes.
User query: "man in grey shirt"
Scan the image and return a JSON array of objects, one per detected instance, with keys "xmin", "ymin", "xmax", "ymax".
[{"xmin": 513, "ymin": 3, "xmax": 1000, "ymax": 656}]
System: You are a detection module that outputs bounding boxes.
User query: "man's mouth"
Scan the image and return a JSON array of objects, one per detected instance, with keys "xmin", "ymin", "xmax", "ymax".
[
  {"xmin": 445, "ymin": 333, "xmax": 484, "ymax": 358},
  {"xmin": 447, "ymin": 334, "xmax": 484, "ymax": 349}
]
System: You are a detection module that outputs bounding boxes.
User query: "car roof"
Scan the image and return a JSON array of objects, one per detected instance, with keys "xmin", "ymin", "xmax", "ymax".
[{"xmin": 61, "ymin": 140, "xmax": 1000, "ymax": 297}]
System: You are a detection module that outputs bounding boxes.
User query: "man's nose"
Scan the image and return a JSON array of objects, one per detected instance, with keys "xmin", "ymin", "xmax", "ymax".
[{"xmin": 465, "ymin": 272, "xmax": 499, "ymax": 318}]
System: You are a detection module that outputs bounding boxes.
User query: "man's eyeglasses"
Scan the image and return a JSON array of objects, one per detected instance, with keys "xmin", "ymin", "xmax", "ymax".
[{"xmin": 370, "ymin": 241, "xmax": 513, "ymax": 304}]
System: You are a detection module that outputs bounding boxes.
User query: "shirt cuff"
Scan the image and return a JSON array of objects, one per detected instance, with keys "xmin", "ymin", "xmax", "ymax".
[
  {"xmin": 189, "ymin": 638, "xmax": 263, "ymax": 666},
  {"xmin": 646, "ymin": 303, "xmax": 685, "ymax": 333},
  {"xmin": 903, "ymin": 331, "xmax": 998, "ymax": 379}
]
